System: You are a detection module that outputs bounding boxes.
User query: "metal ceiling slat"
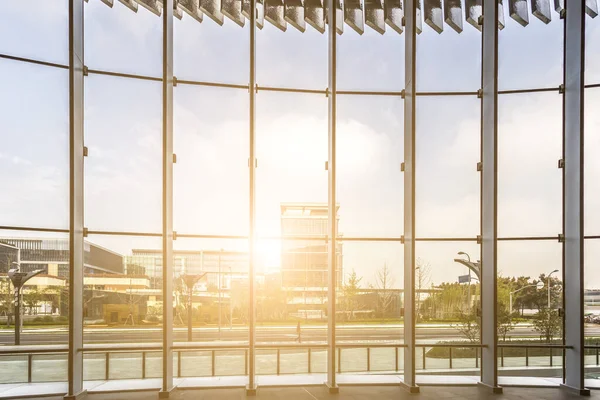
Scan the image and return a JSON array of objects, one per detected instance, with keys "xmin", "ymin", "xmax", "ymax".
[
  {"xmin": 265, "ymin": 0, "xmax": 287, "ymax": 30},
  {"xmin": 587, "ymin": 0, "xmax": 599, "ymax": 18},
  {"xmin": 384, "ymin": 0, "xmax": 403, "ymax": 34},
  {"xmin": 305, "ymin": 0, "xmax": 325, "ymax": 33},
  {"xmin": 136, "ymin": 0, "xmax": 162, "ymax": 15},
  {"xmin": 424, "ymin": 0, "xmax": 443, "ymax": 33},
  {"xmin": 531, "ymin": 0, "xmax": 551, "ymax": 24},
  {"xmin": 157, "ymin": 0, "xmax": 183, "ymax": 18},
  {"xmin": 179, "ymin": 0, "xmax": 204, "ymax": 22},
  {"xmin": 465, "ymin": 0, "xmax": 482, "ymax": 31},
  {"xmin": 365, "ymin": 0, "xmax": 385, "ymax": 34},
  {"xmin": 344, "ymin": 0, "xmax": 365, "ymax": 34},
  {"xmin": 200, "ymin": 0, "xmax": 225, "ymax": 24},
  {"xmin": 553, "ymin": 0, "xmax": 563, "ymax": 15},
  {"xmin": 118, "ymin": 0, "xmax": 139, "ymax": 12},
  {"xmin": 284, "ymin": 0, "xmax": 306, "ymax": 32},
  {"xmin": 498, "ymin": 0, "xmax": 505, "ymax": 30},
  {"xmin": 325, "ymin": 0, "xmax": 344, "ymax": 34},
  {"xmin": 222, "ymin": 0, "xmax": 246, "ymax": 26},
  {"xmin": 100, "ymin": 0, "xmax": 115, "ymax": 7},
  {"xmin": 242, "ymin": 0, "xmax": 265, "ymax": 28},
  {"xmin": 508, "ymin": 0, "xmax": 529, "ymax": 26},
  {"xmin": 443, "ymin": 0, "xmax": 463, "ymax": 33},
  {"xmin": 416, "ymin": 0, "xmax": 422, "ymax": 34}
]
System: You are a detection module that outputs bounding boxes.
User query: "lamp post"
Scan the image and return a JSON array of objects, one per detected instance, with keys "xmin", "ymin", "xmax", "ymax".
[
  {"xmin": 218, "ymin": 249, "xmax": 223, "ymax": 340},
  {"xmin": 457, "ymin": 252, "xmax": 472, "ymax": 311},
  {"xmin": 509, "ymin": 281, "xmax": 544, "ymax": 315},
  {"xmin": 547, "ymin": 269, "xmax": 559, "ymax": 310},
  {"xmin": 8, "ymin": 262, "xmax": 44, "ymax": 345}
]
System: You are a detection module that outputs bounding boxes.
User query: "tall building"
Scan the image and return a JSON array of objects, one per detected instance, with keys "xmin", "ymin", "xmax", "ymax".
[
  {"xmin": 0, "ymin": 238, "xmax": 124, "ymax": 277},
  {"xmin": 280, "ymin": 203, "xmax": 343, "ymax": 315},
  {"xmin": 126, "ymin": 249, "xmax": 249, "ymax": 290}
]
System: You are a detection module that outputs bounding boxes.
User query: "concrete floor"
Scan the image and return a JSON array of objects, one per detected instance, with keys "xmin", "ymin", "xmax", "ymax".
[{"xmin": 32, "ymin": 386, "xmax": 600, "ymax": 400}]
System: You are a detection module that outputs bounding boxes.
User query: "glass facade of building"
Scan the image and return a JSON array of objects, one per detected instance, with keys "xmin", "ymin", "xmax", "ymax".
[{"xmin": 0, "ymin": 0, "xmax": 599, "ymax": 397}]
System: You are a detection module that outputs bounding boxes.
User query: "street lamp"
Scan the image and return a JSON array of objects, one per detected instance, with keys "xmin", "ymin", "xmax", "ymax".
[
  {"xmin": 456, "ymin": 252, "xmax": 477, "ymax": 311},
  {"xmin": 547, "ymin": 269, "xmax": 559, "ymax": 310},
  {"xmin": 8, "ymin": 262, "xmax": 44, "ymax": 345},
  {"xmin": 218, "ymin": 248, "xmax": 224, "ymax": 340},
  {"xmin": 509, "ymin": 281, "xmax": 544, "ymax": 314}
]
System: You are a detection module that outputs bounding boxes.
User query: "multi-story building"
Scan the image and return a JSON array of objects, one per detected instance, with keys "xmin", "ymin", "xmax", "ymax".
[
  {"xmin": 280, "ymin": 203, "xmax": 343, "ymax": 316},
  {"xmin": 126, "ymin": 249, "xmax": 249, "ymax": 290},
  {"xmin": 0, "ymin": 238, "xmax": 124, "ymax": 277}
]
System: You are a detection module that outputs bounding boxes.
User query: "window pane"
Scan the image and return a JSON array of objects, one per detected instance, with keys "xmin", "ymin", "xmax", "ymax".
[
  {"xmin": 256, "ymin": 91, "xmax": 327, "ymax": 237},
  {"xmin": 498, "ymin": 92, "xmax": 562, "ymax": 237},
  {"xmin": 174, "ymin": 86, "xmax": 249, "ymax": 235},
  {"xmin": 585, "ymin": 89, "xmax": 600, "ymax": 236},
  {"xmin": 257, "ymin": 26, "xmax": 326, "ymax": 88},
  {"xmin": 85, "ymin": 1, "xmax": 162, "ymax": 76},
  {"xmin": 338, "ymin": 32, "xmax": 404, "ymax": 91},
  {"xmin": 337, "ymin": 95, "xmax": 404, "ymax": 237},
  {"xmin": 85, "ymin": 75, "xmax": 162, "ymax": 233},
  {"xmin": 0, "ymin": 1, "xmax": 68, "ymax": 64},
  {"xmin": 499, "ymin": 12, "xmax": 563, "ymax": 90},
  {"xmin": 0, "ymin": 61, "xmax": 69, "ymax": 229},
  {"xmin": 417, "ymin": 27, "xmax": 480, "ymax": 92},
  {"xmin": 416, "ymin": 96, "xmax": 480, "ymax": 238},
  {"xmin": 174, "ymin": 17, "xmax": 248, "ymax": 84}
]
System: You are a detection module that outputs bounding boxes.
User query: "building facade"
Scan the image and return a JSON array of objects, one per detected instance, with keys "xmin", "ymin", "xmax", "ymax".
[{"xmin": 280, "ymin": 203, "xmax": 343, "ymax": 315}]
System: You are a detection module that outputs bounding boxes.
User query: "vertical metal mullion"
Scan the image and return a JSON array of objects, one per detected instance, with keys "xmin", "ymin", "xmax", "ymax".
[
  {"xmin": 561, "ymin": 0, "xmax": 589, "ymax": 395},
  {"xmin": 479, "ymin": 0, "xmax": 501, "ymax": 393},
  {"xmin": 66, "ymin": 1, "xmax": 85, "ymax": 399},
  {"xmin": 160, "ymin": 0, "xmax": 175, "ymax": 397},
  {"xmin": 402, "ymin": 0, "xmax": 418, "ymax": 394},
  {"xmin": 326, "ymin": 0, "xmax": 338, "ymax": 391},
  {"xmin": 247, "ymin": 0, "xmax": 257, "ymax": 392}
]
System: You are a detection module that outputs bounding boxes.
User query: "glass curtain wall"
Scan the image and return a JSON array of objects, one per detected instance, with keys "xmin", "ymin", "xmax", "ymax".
[
  {"xmin": 0, "ymin": 0, "xmax": 597, "ymax": 393},
  {"xmin": 497, "ymin": 2, "xmax": 564, "ymax": 381}
]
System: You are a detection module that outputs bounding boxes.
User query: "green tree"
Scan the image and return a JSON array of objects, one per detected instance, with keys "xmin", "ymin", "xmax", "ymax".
[
  {"xmin": 456, "ymin": 307, "xmax": 480, "ymax": 343},
  {"xmin": 23, "ymin": 287, "xmax": 43, "ymax": 315},
  {"xmin": 532, "ymin": 308, "xmax": 562, "ymax": 342},
  {"xmin": 342, "ymin": 270, "xmax": 362, "ymax": 320}
]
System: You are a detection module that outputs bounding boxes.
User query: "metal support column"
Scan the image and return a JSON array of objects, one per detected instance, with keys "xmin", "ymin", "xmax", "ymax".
[
  {"xmin": 561, "ymin": 0, "xmax": 589, "ymax": 395},
  {"xmin": 159, "ymin": 0, "xmax": 175, "ymax": 397},
  {"xmin": 401, "ymin": 0, "xmax": 418, "ymax": 394},
  {"xmin": 326, "ymin": 0, "xmax": 338, "ymax": 392},
  {"xmin": 479, "ymin": 0, "xmax": 501, "ymax": 394},
  {"xmin": 247, "ymin": 0, "xmax": 257, "ymax": 393},
  {"xmin": 65, "ymin": 1, "xmax": 86, "ymax": 400}
]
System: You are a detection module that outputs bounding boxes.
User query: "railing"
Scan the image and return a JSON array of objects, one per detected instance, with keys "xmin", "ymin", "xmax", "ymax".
[{"xmin": 2, "ymin": 342, "xmax": 598, "ymax": 384}]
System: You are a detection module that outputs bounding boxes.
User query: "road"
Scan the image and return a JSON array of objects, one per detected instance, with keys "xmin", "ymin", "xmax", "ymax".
[{"xmin": 3, "ymin": 324, "xmax": 600, "ymax": 345}]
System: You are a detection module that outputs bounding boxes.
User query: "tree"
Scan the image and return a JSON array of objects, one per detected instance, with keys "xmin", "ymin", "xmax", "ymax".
[
  {"xmin": 342, "ymin": 270, "xmax": 362, "ymax": 320},
  {"xmin": 456, "ymin": 307, "xmax": 480, "ymax": 343},
  {"xmin": 23, "ymin": 287, "xmax": 42, "ymax": 315},
  {"xmin": 415, "ymin": 258, "xmax": 431, "ymax": 321},
  {"xmin": 532, "ymin": 308, "xmax": 562, "ymax": 342},
  {"xmin": 375, "ymin": 263, "xmax": 395, "ymax": 318}
]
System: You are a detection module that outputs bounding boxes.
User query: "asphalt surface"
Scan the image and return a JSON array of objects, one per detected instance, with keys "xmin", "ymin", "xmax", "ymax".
[{"xmin": 3, "ymin": 324, "xmax": 600, "ymax": 345}]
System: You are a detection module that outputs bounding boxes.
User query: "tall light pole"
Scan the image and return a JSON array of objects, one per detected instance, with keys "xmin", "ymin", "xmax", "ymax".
[
  {"xmin": 8, "ymin": 262, "xmax": 44, "ymax": 345},
  {"xmin": 218, "ymin": 249, "xmax": 223, "ymax": 340},
  {"xmin": 547, "ymin": 269, "xmax": 559, "ymax": 310},
  {"xmin": 509, "ymin": 281, "xmax": 544, "ymax": 315},
  {"xmin": 457, "ymin": 252, "xmax": 472, "ymax": 311}
]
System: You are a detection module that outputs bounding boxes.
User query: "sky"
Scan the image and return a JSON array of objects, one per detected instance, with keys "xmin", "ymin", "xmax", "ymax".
[{"xmin": 1, "ymin": 1, "xmax": 600, "ymax": 289}]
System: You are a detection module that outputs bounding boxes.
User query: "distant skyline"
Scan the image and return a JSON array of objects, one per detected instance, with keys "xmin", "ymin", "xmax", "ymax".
[{"xmin": 1, "ymin": 2, "xmax": 600, "ymax": 288}]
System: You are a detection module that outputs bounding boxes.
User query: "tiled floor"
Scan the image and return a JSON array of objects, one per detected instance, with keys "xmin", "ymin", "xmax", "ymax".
[{"xmin": 27, "ymin": 386, "xmax": 600, "ymax": 400}]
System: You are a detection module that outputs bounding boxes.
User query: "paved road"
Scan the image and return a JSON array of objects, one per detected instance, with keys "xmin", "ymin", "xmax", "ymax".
[{"xmin": 3, "ymin": 324, "xmax": 600, "ymax": 345}]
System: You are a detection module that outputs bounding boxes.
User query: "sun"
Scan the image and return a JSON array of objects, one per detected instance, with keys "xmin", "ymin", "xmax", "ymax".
[{"xmin": 256, "ymin": 239, "xmax": 281, "ymax": 271}]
